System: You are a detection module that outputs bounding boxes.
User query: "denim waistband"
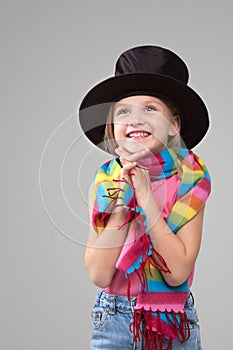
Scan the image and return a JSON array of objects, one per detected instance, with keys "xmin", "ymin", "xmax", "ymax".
[{"xmin": 95, "ymin": 289, "xmax": 194, "ymax": 314}]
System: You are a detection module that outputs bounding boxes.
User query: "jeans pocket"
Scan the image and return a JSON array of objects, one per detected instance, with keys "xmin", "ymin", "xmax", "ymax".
[{"xmin": 91, "ymin": 303, "xmax": 109, "ymax": 330}]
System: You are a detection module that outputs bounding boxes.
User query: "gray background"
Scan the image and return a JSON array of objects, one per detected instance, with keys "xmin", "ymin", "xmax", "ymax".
[{"xmin": 1, "ymin": 0, "xmax": 232, "ymax": 349}]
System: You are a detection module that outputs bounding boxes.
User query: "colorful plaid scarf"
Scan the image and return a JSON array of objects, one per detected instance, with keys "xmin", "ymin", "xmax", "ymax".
[{"xmin": 91, "ymin": 147, "xmax": 211, "ymax": 350}]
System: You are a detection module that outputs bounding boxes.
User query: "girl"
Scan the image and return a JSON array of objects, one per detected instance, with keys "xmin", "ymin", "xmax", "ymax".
[{"xmin": 79, "ymin": 46, "xmax": 211, "ymax": 350}]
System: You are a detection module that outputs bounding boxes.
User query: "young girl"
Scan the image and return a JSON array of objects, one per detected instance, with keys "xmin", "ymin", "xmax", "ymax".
[{"xmin": 79, "ymin": 46, "xmax": 211, "ymax": 350}]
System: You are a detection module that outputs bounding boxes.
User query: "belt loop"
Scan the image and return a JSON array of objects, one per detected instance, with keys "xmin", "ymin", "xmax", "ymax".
[
  {"xmin": 107, "ymin": 295, "xmax": 116, "ymax": 315},
  {"xmin": 96, "ymin": 290, "xmax": 103, "ymax": 303},
  {"xmin": 131, "ymin": 297, "xmax": 137, "ymax": 313},
  {"xmin": 190, "ymin": 291, "xmax": 195, "ymax": 305}
]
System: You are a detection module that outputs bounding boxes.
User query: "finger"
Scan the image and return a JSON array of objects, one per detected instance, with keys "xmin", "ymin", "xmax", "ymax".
[
  {"xmin": 119, "ymin": 157, "xmax": 129, "ymax": 166},
  {"xmin": 136, "ymin": 164, "xmax": 149, "ymax": 170},
  {"xmin": 121, "ymin": 145, "xmax": 151, "ymax": 161},
  {"xmin": 121, "ymin": 162, "xmax": 137, "ymax": 178},
  {"xmin": 115, "ymin": 147, "xmax": 149, "ymax": 162},
  {"xmin": 115, "ymin": 147, "xmax": 132, "ymax": 159},
  {"xmin": 119, "ymin": 157, "xmax": 148, "ymax": 169}
]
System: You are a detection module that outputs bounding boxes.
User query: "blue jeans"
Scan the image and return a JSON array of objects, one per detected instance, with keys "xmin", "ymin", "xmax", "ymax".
[{"xmin": 90, "ymin": 290, "xmax": 203, "ymax": 350}]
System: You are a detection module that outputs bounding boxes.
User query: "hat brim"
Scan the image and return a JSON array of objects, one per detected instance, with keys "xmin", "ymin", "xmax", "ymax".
[{"xmin": 79, "ymin": 73, "xmax": 209, "ymax": 150}]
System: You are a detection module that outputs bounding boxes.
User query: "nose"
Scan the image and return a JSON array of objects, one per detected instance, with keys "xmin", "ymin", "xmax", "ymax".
[{"xmin": 128, "ymin": 110, "xmax": 145, "ymax": 126}]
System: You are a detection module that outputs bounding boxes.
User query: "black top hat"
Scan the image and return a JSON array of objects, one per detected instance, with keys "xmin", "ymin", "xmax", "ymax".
[{"xmin": 79, "ymin": 45, "xmax": 209, "ymax": 150}]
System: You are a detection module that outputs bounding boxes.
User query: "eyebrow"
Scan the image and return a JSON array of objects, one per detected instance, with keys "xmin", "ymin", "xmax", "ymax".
[
  {"xmin": 112, "ymin": 103, "xmax": 131, "ymax": 112},
  {"xmin": 113, "ymin": 99, "xmax": 163, "ymax": 111},
  {"xmin": 143, "ymin": 99, "xmax": 164, "ymax": 106}
]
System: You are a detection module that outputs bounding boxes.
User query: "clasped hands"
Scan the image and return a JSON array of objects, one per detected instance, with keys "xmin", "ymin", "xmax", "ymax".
[{"xmin": 114, "ymin": 146, "xmax": 153, "ymax": 210}]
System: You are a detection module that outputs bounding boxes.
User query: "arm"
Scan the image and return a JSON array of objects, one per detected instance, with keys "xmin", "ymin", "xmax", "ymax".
[
  {"xmin": 84, "ymin": 181, "xmax": 131, "ymax": 288},
  {"xmin": 143, "ymin": 189, "xmax": 205, "ymax": 286},
  {"xmin": 122, "ymin": 164, "xmax": 205, "ymax": 286}
]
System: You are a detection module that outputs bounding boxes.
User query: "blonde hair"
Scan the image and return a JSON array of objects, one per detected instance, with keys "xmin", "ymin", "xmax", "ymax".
[{"xmin": 103, "ymin": 96, "xmax": 182, "ymax": 155}]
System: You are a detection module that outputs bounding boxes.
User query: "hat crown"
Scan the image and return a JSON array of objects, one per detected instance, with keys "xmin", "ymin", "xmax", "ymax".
[{"xmin": 115, "ymin": 45, "xmax": 189, "ymax": 84}]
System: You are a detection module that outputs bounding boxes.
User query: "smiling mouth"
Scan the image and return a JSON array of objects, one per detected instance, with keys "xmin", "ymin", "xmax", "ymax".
[{"xmin": 127, "ymin": 131, "xmax": 151, "ymax": 138}]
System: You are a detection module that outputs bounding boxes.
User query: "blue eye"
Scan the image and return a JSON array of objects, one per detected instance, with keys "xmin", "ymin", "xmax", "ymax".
[
  {"xmin": 145, "ymin": 105, "xmax": 157, "ymax": 112},
  {"xmin": 117, "ymin": 108, "xmax": 129, "ymax": 115}
]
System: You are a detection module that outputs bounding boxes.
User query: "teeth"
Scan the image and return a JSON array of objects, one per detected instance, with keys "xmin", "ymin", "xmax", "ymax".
[{"xmin": 128, "ymin": 132, "xmax": 150, "ymax": 138}]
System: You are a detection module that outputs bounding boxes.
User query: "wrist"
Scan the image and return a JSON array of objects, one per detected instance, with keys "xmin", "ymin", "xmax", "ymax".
[
  {"xmin": 137, "ymin": 187, "xmax": 154, "ymax": 210},
  {"xmin": 140, "ymin": 191, "xmax": 164, "ymax": 229}
]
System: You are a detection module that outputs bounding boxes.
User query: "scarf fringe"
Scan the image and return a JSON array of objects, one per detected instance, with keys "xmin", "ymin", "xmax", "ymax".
[
  {"xmin": 126, "ymin": 233, "xmax": 171, "ymax": 300},
  {"xmin": 100, "ymin": 177, "xmax": 137, "ymax": 228},
  {"xmin": 130, "ymin": 308, "xmax": 190, "ymax": 350},
  {"xmin": 137, "ymin": 232, "xmax": 171, "ymax": 285}
]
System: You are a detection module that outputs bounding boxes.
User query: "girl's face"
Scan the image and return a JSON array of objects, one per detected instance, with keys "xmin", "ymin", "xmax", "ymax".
[{"xmin": 113, "ymin": 95, "xmax": 180, "ymax": 155}]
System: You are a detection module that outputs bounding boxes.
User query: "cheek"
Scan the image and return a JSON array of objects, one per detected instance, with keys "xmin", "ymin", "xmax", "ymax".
[
  {"xmin": 113, "ymin": 127, "xmax": 125, "ymax": 148},
  {"xmin": 152, "ymin": 119, "xmax": 170, "ymax": 137},
  {"xmin": 113, "ymin": 123, "xmax": 126, "ymax": 140}
]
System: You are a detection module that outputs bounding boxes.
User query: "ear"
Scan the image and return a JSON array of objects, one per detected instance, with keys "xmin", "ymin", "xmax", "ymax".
[{"xmin": 168, "ymin": 115, "xmax": 180, "ymax": 137}]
